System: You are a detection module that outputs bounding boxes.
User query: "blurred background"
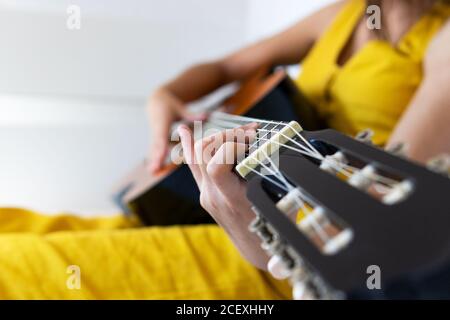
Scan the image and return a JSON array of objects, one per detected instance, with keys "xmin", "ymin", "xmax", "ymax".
[{"xmin": 0, "ymin": 0, "xmax": 332, "ymax": 215}]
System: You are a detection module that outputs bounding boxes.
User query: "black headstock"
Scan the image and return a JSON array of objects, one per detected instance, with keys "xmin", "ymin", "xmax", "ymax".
[{"xmin": 246, "ymin": 129, "xmax": 450, "ymax": 296}]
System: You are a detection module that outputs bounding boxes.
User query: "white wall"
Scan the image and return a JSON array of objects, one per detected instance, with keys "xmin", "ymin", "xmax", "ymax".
[
  {"xmin": 246, "ymin": 0, "xmax": 334, "ymax": 41},
  {"xmin": 0, "ymin": 1, "xmax": 334, "ymax": 215},
  {"xmin": 0, "ymin": 95, "xmax": 147, "ymax": 215},
  {"xmin": 0, "ymin": 0, "xmax": 248, "ymax": 215},
  {"xmin": 246, "ymin": 0, "xmax": 334, "ymax": 77},
  {"xmin": 0, "ymin": 0, "xmax": 248, "ymax": 97}
]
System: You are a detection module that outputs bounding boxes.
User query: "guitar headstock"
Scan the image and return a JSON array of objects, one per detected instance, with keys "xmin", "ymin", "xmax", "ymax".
[{"xmin": 239, "ymin": 126, "xmax": 450, "ymax": 299}]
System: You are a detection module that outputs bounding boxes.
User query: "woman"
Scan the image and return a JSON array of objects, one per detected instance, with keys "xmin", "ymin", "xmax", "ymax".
[
  {"xmin": 0, "ymin": 0, "xmax": 449, "ymax": 299},
  {"xmin": 151, "ymin": 0, "xmax": 450, "ymax": 289}
]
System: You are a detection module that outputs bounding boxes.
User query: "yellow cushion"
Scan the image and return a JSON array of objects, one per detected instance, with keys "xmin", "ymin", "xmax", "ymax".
[{"xmin": 0, "ymin": 208, "xmax": 291, "ymax": 299}]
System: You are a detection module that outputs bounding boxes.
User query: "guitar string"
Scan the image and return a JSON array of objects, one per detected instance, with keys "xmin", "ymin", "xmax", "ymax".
[
  {"xmin": 255, "ymin": 137, "xmax": 327, "ymax": 161},
  {"xmin": 259, "ymin": 126, "xmax": 398, "ymax": 187},
  {"xmin": 245, "ymin": 154, "xmax": 291, "ymax": 191},
  {"xmin": 239, "ymin": 163, "xmax": 289, "ymax": 192},
  {"xmin": 256, "ymin": 128, "xmax": 397, "ymax": 188},
  {"xmin": 234, "ymin": 124, "xmax": 332, "ymax": 242},
  {"xmin": 211, "ymin": 112, "xmax": 400, "ymax": 187},
  {"xmin": 256, "ymin": 128, "xmax": 325, "ymax": 159},
  {"xmin": 249, "ymin": 122, "xmax": 277, "ymax": 152},
  {"xmin": 254, "ymin": 125, "xmax": 397, "ymax": 187},
  {"xmin": 253, "ymin": 150, "xmax": 331, "ymax": 243},
  {"xmin": 211, "ymin": 114, "xmax": 319, "ymax": 157},
  {"xmin": 209, "ymin": 116, "xmax": 321, "ymax": 161},
  {"xmin": 210, "ymin": 115, "xmax": 349, "ymax": 196},
  {"xmin": 210, "ymin": 116, "xmax": 328, "ymax": 170},
  {"xmin": 254, "ymin": 126, "xmax": 357, "ymax": 180},
  {"xmin": 249, "ymin": 126, "xmax": 295, "ymax": 189},
  {"xmin": 179, "ymin": 111, "xmax": 393, "ymax": 248},
  {"xmin": 258, "ymin": 147, "xmax": 334, "ymax": 242},
  {"xmin": 205, "ymin": 113, "xmax": 396, "ymax": 237},
  {"xmin": 257, "ymin": 128, "xmax": 355, "ymax": 179},
  {"xmin": 212, "ymin": 112, "xmax": 322, "ymax": 158},
  {"xmin": 207, "ymin": 114, "xmax": 398, "ymax": 241},
  {"xmin": 207, "ymin": 119, "xmax": 298, "ymax": 191},
  {"xmin": 181, "ymin": 117, "xmax": 292, "ymax": 191},
  {"xmin": 241, "ymin": 143, "xmax": 331, "ymax": 243},
  {"xmin": 206, "ymin": 115, "xmax": 335, "ymax": 242}
]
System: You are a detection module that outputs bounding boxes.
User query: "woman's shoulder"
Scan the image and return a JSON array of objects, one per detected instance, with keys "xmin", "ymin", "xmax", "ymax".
[
  {"xmin": 425, "ymin": 19, "xmax": 450, "ymax": 68},
  {"xmin": 434, "ymin": 18, "xmax": 450, "ymax": 42}
]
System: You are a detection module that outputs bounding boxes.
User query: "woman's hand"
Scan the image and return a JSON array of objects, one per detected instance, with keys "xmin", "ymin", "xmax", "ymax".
[
  {"xmin": 147, "ymin": 87, "xmax": 206, "ymax": 173},
  {"xmin": 178, "ymin": 123, "xmax": 270, "ymax": 269}
]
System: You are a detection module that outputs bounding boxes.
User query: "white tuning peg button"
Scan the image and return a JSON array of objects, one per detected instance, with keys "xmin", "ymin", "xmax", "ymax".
[
  {"xmin": 382, "ymin": 180, "xmax": 414, "ymax": 205},
  {"xmin": 293, "ymin": 281, "xmax": 315, "ymax": 300},
  {"xmin": 320, "ymin": 151, "xmax": 348, "ymax": 174},
  {"xmin": 348, "ymin": 165, "xmax": 376, "ymax": 190},
  {"xmin": 267, "ymin": 255, "xmax": 292, "ymax": 280}
]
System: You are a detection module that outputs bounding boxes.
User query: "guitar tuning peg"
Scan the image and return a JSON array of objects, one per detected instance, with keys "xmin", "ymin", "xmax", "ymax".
[
  {"xmin": 319, "ymin": 151, "xmax": 348, "ymax": 174},
  {"xmin": 290, "ymin": 267, "xmax": 314, "ymax": 300},
  {"xmin": 257, "ymin": 227, "xmax": 275, "ymax": 247},
  {"xmin": 268, "ymin": 254, "xmax": 292, "ymax": 280},
  {"xmin": 427, "ymin": 154, "xmax": 450, "ymax": 177},
  {"xmin": 293, "ymin": 281, "xmax": 316, "ymax": 300},
  {"xmin": 248, "ymin": 213, "xmax": 266, "ymax": 233},
  {"xmin": 385, "ymin": 142, "xmax": 408, "ymax": 157},
  {"xmin": 265, "ymin": 240, "xmax": 284, "ymax": 255},
  {"xmin": 355, "ymin": 129, "xmax": 374, "ymax": 144},
  {"xmin": 348, "ymin": 165, "xmax": 377, "ymax": 190},
  {"xmin": 248, "ymin": 212, "xmax": 278, "ymax": 248}
]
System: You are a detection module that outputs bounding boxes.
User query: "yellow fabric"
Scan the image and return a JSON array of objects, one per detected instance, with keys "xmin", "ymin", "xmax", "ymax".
[
  {"xmin": 297, "ymin": 0, "xmax": 450, "ymax": 145},
  {"xmin": 0, "ymin": 208, "xmax": 291, "ymax": 299},
  {"xmin": 0, "ymin": 208, "xmax": 140, "ymax": 234}
]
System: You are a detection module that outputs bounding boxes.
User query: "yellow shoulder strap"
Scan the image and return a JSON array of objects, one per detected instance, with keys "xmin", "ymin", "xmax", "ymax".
[{"xmin": 313, "ymin": 0, "xmax": 366, "ymax": 63}]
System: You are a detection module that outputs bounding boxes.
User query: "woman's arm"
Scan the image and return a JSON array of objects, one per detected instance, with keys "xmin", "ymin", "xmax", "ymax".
[
  {"xmin": 148, "ymin": 1, "xmax": 346, "ymax": 171},
  {"xmin": 388, "ymin": 21, "xmax": 450, "ymax": 163},
  {"xmin": 163, "ymin": 1, "xmax": 346, "ymax": 101}
]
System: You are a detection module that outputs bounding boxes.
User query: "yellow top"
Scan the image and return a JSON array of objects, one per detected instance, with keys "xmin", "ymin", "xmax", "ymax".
[{"xmin": 297, "ymin": 0, "xmax": 450, "ymax": 145}]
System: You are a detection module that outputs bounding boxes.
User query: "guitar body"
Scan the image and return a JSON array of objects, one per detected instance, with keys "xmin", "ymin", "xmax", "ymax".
[{"xmin": 113, "ymin": 68, "xmax": 323, "ymax": 226}]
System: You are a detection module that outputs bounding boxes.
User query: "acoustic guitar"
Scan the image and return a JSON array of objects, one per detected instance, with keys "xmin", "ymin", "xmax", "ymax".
[
  {"xmin": 237, "ymin": 119, "xmax": 450, "ymax": 299},
  {"xmin": 114, "ymin": 67, "xmax": 450, "ymax": 299}
]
